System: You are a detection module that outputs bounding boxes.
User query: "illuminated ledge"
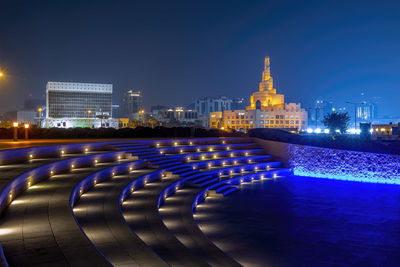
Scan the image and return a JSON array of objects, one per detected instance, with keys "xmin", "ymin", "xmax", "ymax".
[{"xmin": 294, "ymin": 170, "xmax": 400, "ymax": 185}]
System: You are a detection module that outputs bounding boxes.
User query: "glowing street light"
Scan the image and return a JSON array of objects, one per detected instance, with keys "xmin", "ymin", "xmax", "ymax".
[
  {"xmin": 12, "ymin": 122, "xmax": 18, "ymax": 141},
  {"xmin": 87, "ymin": 110, "xmax": 92, "ymax": 127},
  {"xmin": 0, "ymin": 72, "xmax": 3, "ymax": 78},
  {"xmin": 37, "ymin": 107, "xmax": 43, "ymax": 128},
  {"xmin": 24, "ymin": 123, "xmax": 30, "ymax": 139}
]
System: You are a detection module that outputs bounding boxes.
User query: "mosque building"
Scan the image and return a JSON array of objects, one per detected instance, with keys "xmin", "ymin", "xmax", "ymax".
[{"xmin": 209, "ymin": 57, "xmax": 308, "ymax": 132}]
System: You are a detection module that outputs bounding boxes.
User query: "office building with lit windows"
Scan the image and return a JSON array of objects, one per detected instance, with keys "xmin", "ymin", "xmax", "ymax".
[
  {"xmin": 121, "ymin": 90, "xmax": 143, "ymax": 118},
  {"xmin": 45, "ymin": 81, "xmax": 119, "ymax": 128},
  {"xmin": 210, "ymin": 57, "xmax": 308, "ymax": 131}
]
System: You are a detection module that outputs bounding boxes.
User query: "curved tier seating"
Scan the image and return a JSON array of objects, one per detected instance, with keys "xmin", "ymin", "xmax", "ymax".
[{"xmin": 0, "ymin": 137, "xmax": 293, "ymax": 266}]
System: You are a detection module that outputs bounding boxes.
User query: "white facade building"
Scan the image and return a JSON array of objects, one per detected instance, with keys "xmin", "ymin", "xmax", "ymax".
[{"xmin": 45, "ymin": 81, "xmax": 118, "ymax": 128}]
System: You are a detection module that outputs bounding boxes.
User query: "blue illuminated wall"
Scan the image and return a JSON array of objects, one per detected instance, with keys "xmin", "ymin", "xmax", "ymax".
[{"xmin": 288, "ymin": 144, "xmax": 400, "ymax": 184}]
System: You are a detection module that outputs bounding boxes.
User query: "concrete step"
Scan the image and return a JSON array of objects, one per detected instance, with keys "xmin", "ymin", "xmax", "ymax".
[
  {"xmin": 173, "ymin": 167, "xmax": 194, "ymax": 174},
  {"xmin": 221, "ymin": 186, "xmax": 238, "ymax": 196},
  {"xmin": 164, "ymin": 161, "xmax": 183, "ymax": 172},
  {"xmin": 180, "ymin": 170, "xmax": 199, "ymax": 177},
  {"xmin": 196, "ymin": 177, "xmax": 219, "ymax": 187},
  {"xmin": 151, "ymin": 158, "xmax": 177, "ymax": 165},
  {"xmin": 191, "ymin": 175, "xmax": 213, "ymax": 184},
  {"xmin": 161, "ymin": 162, "xmax": 182, "ymax": 169}
]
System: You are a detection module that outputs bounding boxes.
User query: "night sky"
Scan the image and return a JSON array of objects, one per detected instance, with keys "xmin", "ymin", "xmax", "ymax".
[{"xmin": 1, "ymin": 0, "xmax": 400, "ymax": 117}]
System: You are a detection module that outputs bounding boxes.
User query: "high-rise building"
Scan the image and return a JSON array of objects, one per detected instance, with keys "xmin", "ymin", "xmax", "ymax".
[
  {"xmin": 45, "ymin": 81, "xmax": 118, "ymax": 128},
  {"xmin": 308, "ymin": 100, "xmax": 333, "ymax": 128},
  {"xmin": 195, "ymin": 96, "xmax": 232, "ymax": 116},
  {"xmin": 210, "ymin": 57, "xmax": 308, "ymax": 131},
  {"xmin": 46, "ymin": 82, "xmax": 112, "ymax": 118},
  {"xmin": 195, "ymin": 96, "xmax": 232, "ymax": 127},
  {"xmin": 357, "ymin": 102, "xmax": 377, "ymax": 122},
  {"xmin": 121, "ymin": 90, "xmax": 143, "ymax": 118}
]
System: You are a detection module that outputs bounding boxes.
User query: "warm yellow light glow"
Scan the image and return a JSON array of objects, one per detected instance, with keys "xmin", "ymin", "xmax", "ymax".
[
  {"xmin": 24, "ymin": 123, "xmax": 29, "ymax": 129},
  {"xmin": 12, "ymin": 122, "xmax": 18, "ymax": 127},
  {"xmin": 38, "ymin": 107, "xmax": 43, "ymax": 112},
  {"xmin": 29, "ymin": 154, "xmax": 33, "ymax": 158},
  {"xmin": 0, "ymin": 72, "xmax": 3, "ymax": 77},
  {"xmin": 88, "ymin": 110, "xmax": 91, "ymax": 114}
]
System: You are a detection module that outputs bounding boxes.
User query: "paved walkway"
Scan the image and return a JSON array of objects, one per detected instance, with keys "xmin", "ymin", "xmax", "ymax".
[
  {"xmin": 74, "ymin": 170, "xmax": 168, "ymax": 267},
  {"xmin": 160, "ymin": 188, "xmax": 241, "ymax": 267},
  {"xmin": 122, "ymin": 176, "xmax": 210, "ymax": 267},
  {"xmin": 0, "ymin": 162, "xmax": 130, "ymax": 266}
]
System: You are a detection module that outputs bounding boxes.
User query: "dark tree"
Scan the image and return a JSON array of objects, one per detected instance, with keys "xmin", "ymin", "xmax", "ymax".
[{"xmin": 322, "ymin": 111, "xmax": 350, "ymax": 135}]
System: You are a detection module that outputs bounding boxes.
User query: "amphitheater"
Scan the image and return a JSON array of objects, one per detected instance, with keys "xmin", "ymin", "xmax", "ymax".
[{"xmin": 0, "ymin": 137, "xmax": 291, "ymax": 266}]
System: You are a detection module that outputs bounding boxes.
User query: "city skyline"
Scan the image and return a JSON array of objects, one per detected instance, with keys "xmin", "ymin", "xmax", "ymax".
[{"xmin": 1, "ymin": 0, "xmax": 400, "ymax": 117}]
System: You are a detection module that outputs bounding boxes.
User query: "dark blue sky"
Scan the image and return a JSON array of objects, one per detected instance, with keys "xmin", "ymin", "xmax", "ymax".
[{"xmin": 1, "ymin": 0, "xmax": 400, "ymax": 117}]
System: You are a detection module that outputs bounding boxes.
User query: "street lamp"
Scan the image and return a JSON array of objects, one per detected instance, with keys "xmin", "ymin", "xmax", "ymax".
[
  {"xmin": 87, "ymin": 110, "xmax": 91, "ymax": 127},
  {"xmin": 0, "ymin": 72, "xmax": 3, "ymax": 78},
  {"xmin": 38, "ymin": 107, "xmax": 43, "ymax": 128},
  {"xmin": 12, "ymin": 122, "xmax": 18, "ymax": 141},
  {"xmin": 24, "ymin": 123, "xmax": 30, "ymax": 139}
]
